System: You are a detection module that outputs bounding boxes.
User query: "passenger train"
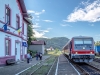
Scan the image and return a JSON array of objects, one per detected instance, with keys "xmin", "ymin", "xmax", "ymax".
[{"xmin": 62, "ymin": 36, "xmax": 95, "ymax": 63}]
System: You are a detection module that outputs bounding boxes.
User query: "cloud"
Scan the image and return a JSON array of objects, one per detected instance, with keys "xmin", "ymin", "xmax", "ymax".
[
  {"xmin": 33, "ymin": 30, "xmax": 48, "ymax": 38},
  {"xmin": 32, "ymin": 23, "xmax": 41, "ymax": 28},
  {"xmin": 64, "ymin": 0, "xmax": 100, "ymax": 22},
  {"xmin": 27, "ymin": 9, "xmax": 45, "ymax": 15},
  {"xmin": 61, "ymin": 24, "xmax": 73, "ymax": 27},
  {"xmin": 42, "ymin": 9, "xmax": 45, "ymax": 13},
  {"xmin": 33, "ymin": 28, "xmax": 52, "ymax": 38},
  {"xmin": 27, "ymin": 10, "xmax": 45, "ymax": 22},
  {"xmin": 27, "ymin": 10, "xmax": 35, "ymax": 13},
  {"xmin": 43, "ymin": 20, "xmax": 53, "ymax": 22}
]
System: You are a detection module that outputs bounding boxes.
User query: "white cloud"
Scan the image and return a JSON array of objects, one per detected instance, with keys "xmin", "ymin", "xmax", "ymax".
[
  {"xmin": 42, "ymin": 9, "xmax": 45, "ymax": 13},
  {"xmin": 43, "ymin": 20, "xmax": 53, "ymax": 22},
  {"xmin": 32, "ymin": 23, "xmax": 41, "ymax": 28},
  {"xmin": 81, "ymin": 0, "xmax": 90, "ymax": 6},
  {"xmin": 64, "ymin": 0, "xmax": 100, "ymax": 22},
  {"xmin": 61, "ymin": 24, "xmax": 73, "ymax": 27},
  {"xmin": 33, "ymin": 28, "xmax": 52, "ymax": 38},
  {"xmin": 27, "ymin": 9, "xmax": 45, "ymax": 15},
  {"xmin": 33, "ymin": 30, "xmax": 48, "ymax": 38},
  {"xmin": 27, "ymin": 10, "xmax": 35, "ymax": 13}
]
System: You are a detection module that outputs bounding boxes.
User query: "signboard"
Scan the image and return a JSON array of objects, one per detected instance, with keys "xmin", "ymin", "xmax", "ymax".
[{"xmin": 22, "ymin": 42, "xmax": 27, "ymax": 47}]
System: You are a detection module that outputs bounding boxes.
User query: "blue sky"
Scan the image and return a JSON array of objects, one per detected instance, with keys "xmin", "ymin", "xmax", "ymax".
[{"xmin": 25, "ymin": 0, "xmax": 100, "ymax": 41}]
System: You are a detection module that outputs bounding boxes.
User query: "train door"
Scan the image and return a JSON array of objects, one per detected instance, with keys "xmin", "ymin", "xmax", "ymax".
[{"xmin": 69, "ymin": 41, "xmax": 72, "ymax": 59}]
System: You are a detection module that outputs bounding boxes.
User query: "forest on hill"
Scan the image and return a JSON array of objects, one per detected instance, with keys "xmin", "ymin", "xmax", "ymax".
[{"xmin": 37, "ymin": 37, "xmax": 69, "ymax": 50}]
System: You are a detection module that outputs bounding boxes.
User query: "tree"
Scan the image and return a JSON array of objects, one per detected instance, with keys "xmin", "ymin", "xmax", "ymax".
[
  {"xmin": 27, "ymin": 14, "xmax": 35, "ymax": 49},
  {"xmin": 27, "ymin": 25, "xmax": 33, "ymax": 45},
  {"xmin": 95, "ymin": 41, "xmax": 100, "ymax": 46}
]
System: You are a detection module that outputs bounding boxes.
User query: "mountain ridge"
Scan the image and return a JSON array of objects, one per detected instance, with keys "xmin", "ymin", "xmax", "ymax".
[{"xmin": 37, "ymin": 37, "xmax": 69, "ymax": 50}]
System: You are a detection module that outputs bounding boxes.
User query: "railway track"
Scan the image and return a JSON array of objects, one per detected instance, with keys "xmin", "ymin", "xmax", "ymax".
[
  {"xmin": 18, "ymin": 56, "xmax": 57, "ymax": 75},
  {"xmin": 64, "ymin": 54, "xmax": 100, "ymax": 75},
  {"xmin": 78, "ymin": 63, "xmax": 100, "ymax": 75},
  {"xmin": 30, "ymin": 56, "xmax": 57, "ymax": 75},
  {"xmin": 93, "ymin": 58, "xmax": 100, "ymax": 63},
  {"xmin": 30, "ymin": 58, "xmax": 58, "ymax": 75}
]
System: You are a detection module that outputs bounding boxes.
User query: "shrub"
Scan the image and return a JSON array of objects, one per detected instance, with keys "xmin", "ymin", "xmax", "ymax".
[{"xmin": 27, "ymin": 50, "xmax": 37, "ymax": 57}]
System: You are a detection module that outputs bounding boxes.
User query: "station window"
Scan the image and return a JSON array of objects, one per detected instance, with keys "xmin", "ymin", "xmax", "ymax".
[
  {"xmin": 5, "ymin": 5, "xmax": 11, "ymax": 25},
  {"xmin": 22, "ymin": 23, "xmax": 24, "ymax": 34},
  {"xmin": 5, "ymin": 39, "xmax": 11, "ymax": 56},
  {"xmin": 16, "ymin": 15, "xmax": 20, "ymax": 29}
]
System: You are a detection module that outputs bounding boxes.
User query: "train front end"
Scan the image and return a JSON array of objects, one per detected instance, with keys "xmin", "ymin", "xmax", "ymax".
[{"xmin": 71, "ymin": 37, "xmax": 95, "ymax": 62}]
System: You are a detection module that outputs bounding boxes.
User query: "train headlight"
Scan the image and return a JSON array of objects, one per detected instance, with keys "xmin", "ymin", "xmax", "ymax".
[
  {"xmin": 90, "ymin": 52, "xmax": 92, "ymax": 54},
  {"xmin": 83, "ymin": 47, "xmax": 85, "ymax": 49},
  {"xmin": 75, "ymin": 52, "xmax": 78, "ymax": 54}
]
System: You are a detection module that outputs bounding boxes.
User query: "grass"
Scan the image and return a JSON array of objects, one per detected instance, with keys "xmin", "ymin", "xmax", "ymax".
[
  {"xmin": 32, "ymin": 65, "xmax": 50, "ymax": 75},
  {"xmin": 31, "ymin": 57, "xmax": 56, "ymax": 75}
]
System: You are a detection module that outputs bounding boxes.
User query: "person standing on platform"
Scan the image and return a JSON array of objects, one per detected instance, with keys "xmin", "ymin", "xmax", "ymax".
[
  {"xmin": 39, "ymin": 53, "xmax": 42, "ymax": 60},
  {"xmin": 27, "ymin": 52, "xmax": 31, "ymax": 63},
  {"xmin": 30, "ymin": 52, "xmax": 32, "ymax": 61},
  {"xmin": 36, "ymin": 52, "xmax": 39, "ymax": 60}
]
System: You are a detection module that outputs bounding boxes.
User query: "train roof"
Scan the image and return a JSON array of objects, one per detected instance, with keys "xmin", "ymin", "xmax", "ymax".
[{"xmin": 72, "ymin": 36, "xmax": 93, "ymax": 39}]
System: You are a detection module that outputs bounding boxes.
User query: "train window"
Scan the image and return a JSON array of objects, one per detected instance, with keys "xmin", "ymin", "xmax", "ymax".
[
  {"xmin": 74, "ymin": 39, "xmax": 83, "ymax": 44},
  {"xmin": 84, "ymin": 39, "xmax": 92, "ymax": 44},
  {"xmin": 74, "ymin": 38, "xmax": 93, "ymax": 50}
]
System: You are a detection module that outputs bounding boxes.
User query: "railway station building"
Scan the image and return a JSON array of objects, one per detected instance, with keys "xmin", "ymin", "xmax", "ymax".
[{"xmin": 0, "ymin": 0, "xmax": 30, "ymax": 65}]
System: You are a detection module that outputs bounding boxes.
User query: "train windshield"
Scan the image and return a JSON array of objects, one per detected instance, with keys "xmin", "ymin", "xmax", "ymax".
[
  {"xmin": 74, "ymin": 39, "xmax": 83, "ymax": 44},
  {"xmin": 74, "ymin": 39, "xmax": 93, "ymax": 50},
  {"xmin": 84, "ymin": 39, "xmax": 92, "ymax": 44}
]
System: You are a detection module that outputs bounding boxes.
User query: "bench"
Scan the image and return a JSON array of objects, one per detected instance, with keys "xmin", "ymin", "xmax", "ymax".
[{"xmin": 6, "ymin": 59, "xmax": 15, "ymax": 65}]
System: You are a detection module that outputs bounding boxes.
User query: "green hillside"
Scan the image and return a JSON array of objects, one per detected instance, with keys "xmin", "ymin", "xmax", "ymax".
[{"xmin": 37, "ymin": 37, "xmax": 69, "ymax": 50}]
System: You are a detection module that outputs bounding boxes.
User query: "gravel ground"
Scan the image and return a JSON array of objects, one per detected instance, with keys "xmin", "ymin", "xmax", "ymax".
[{"xmin": 89, "ymin": 61, "xmax": 100, "ymax": 69}]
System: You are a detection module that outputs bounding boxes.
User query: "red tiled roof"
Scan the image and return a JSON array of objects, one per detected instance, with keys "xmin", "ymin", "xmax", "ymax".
[{"xmin": 31, "ymin": 40, "xmax": 46, "ymax": 45}]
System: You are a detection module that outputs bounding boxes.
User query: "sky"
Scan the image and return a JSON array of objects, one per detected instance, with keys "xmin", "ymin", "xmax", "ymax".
[{"xmin": 24, "ymin": 0, "xmax": 100, "ymax": 41}]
